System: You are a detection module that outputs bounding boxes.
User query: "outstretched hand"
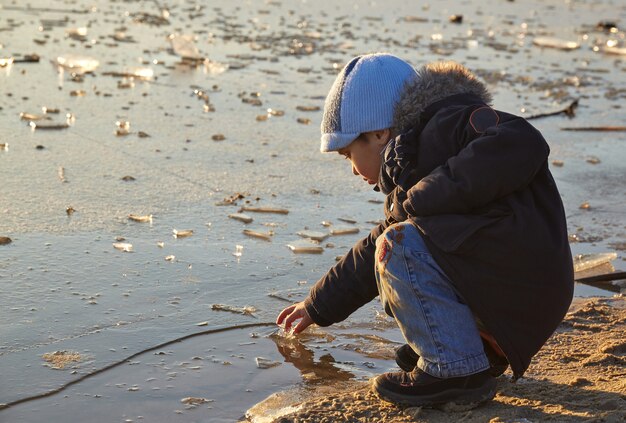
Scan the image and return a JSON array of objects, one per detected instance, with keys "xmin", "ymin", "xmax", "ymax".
[{"xmin": 276, "ymin": 301, "xmax": 314, "ymax": 334}]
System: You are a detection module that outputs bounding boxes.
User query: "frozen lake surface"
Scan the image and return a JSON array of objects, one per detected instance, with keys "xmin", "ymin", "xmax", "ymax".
[{"xmin": 1, "ymin": 0, "xmax": 625, "ymax": 421}]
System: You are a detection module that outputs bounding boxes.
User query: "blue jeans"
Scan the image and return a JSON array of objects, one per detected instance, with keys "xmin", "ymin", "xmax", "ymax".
[{"xmin": 375, "ymin": 222, "xmax": 490, "ymax": 378}]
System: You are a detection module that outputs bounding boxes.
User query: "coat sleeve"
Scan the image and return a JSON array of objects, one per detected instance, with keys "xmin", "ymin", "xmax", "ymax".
[
  {"xmin": 403, "ymin": 118, "xmax": 550, "ymax": 216},
  {"xmin": 304, "ymin": 220, "xmax": 388, "ymax": 326}
]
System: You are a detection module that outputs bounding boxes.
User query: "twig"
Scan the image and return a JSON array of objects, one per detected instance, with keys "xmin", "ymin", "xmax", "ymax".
[
  {"xmin": 561, "ymin": 126, "xmax": 626, "ymax": 132},
  {"xmin": 526, "ymin": 99, "xmax": 579, "ymax": 120}
]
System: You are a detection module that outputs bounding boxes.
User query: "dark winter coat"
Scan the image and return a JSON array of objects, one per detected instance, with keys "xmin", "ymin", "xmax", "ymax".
[{"xmin": 304, "ymin": 62, "xmax": 574, "ymax": 379}]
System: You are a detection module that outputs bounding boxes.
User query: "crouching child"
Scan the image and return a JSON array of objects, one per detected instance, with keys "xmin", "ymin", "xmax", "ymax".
[{"xmin": 276, "ymin": 53, "xmax": 574, "ymax": 409}]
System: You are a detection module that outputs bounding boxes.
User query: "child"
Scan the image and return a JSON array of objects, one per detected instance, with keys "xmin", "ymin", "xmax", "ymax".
[{"xmin": 276, "ymin": 53, "xmax": 574, "ymax": 409}]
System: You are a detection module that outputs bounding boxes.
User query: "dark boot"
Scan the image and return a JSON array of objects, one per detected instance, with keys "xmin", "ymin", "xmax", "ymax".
[
  {"xmin": 395, "ymin": 343, "xmax": 509, "ymax": 377},
  {"xmin": 372, "ymin": 367, "xmax": 496, "ymax": 408}
]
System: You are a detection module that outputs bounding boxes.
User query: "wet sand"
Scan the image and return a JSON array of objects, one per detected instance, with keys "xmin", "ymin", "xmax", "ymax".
[
  {"xmin": 248, "ymin": 297, "xmax": 626, "ymax": 423},
  {"xmin": 1, "ymin": 0, "xmax": 625, "ymax": 421}
]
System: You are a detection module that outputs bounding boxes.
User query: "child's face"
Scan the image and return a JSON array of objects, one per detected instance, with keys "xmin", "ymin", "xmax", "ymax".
[{"xmin": 337, "ymin": 130, "xmax": 390, "ymax": 186}]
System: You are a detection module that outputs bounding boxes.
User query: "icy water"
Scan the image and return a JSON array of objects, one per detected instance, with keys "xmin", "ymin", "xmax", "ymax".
[{"xmin": 1, "ymin": 0, "xmax": 625, "ymax": 421}]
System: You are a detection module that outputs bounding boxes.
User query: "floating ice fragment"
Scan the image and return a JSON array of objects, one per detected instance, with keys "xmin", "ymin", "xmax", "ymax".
[
  {"xmin": 165, "ymin": 255, "xmax": 175, "ymax": 261},
  {"xmin": 287, "ymin": 240, "xmax": 323, "ymax": 254},
  {"xmin": 211, "ymin": 304, "xmax": 256, "ymax": 316},
  {"xmin": 116, "ymin": 120, "xmax": 130, "ymax": 136},
  {"xmin": 338, "ymin": 217, "xmax": 357, "ymax": 224},
  {"xmin": 125, "ymin": 66, "xmax": 154, "ymax": 79},
  {"xmin": 243, "ymin": 229, "xmax": 273, "ymax": 241},
  {"xmin": 128, "ymin": 214, "xmax": 152, "ymax": 223},
  {"xmin": 29, "ymin": 121, "xmax": 70, "ymax": 130},
  {"xmin": 255, "ymin": 357, "xmax": 281, "ymax": 369},
  {"xmin": 573, "ymin": 253, "xmax": 617, "ymax": 273},
  {"xmin": 228, "ymin": 213, "xmax": 253, "ymax": 224},
  {"xmin": 66, "ymin": 27, "xmax": 87, "ymax": 40},
  {"xmin": 56, "ymin": 54, "xmax": 100, "ymax": 73},
  {"xmin": 296, "ymin": 230, "xmax": 328, "ymax": 242},
  {"xmin": 181, "ymin": 397, "xmax": 213, "ymax": 405},
  {"xmin": 0, "ymin": 57, "xmax": 14, "ymax": 67},
  {"xmin": 330, "ymin": 226, "xmax": 360, "ymax": 235},
  {"xmin": 20, "ymin": 112, "xmax": 48, "ymax": 121},
  {"xmin": 173, "ymin": 229, "xmax": 193, "ymax": 238},
  {"xmin": 240, "ymin": 206, "xmax": 289, "ymax": 214},
  {"xmin": 532, "ymin": 37, "xmax": 580, "ymax": 50},
  {"xmin": 113, "ymin": 242, "xmax": 133, "ymax": 252},
  {"xmin": 233, "ymin": 245, "xmax": 244, "ymax": 257},
  {"xmin": 168, "ymin": 34, "xmax": 204, "ymax": 61}
]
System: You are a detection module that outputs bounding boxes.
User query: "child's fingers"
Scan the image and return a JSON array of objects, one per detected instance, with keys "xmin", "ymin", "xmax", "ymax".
[
  {"xmin": 276, "ymin": 304, "xmax": 296, "ymax": 325},
  {"xmin": 292, "ymin": 318, "xmax": 310, "ymax": 335},
  {"xmin": 283, "ymin": 309, "xmax": 301, "ymax": 331}
]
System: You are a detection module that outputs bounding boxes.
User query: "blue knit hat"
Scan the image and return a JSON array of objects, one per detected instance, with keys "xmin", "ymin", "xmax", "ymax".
[{"xmin": 320, "ymin": 53, "xmax": 418, "ymax": 153}]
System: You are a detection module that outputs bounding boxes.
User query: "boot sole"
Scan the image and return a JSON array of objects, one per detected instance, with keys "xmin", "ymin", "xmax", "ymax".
[{"xmin": 371, "ymin": 376, "xmax": 497, "ymax": 410}]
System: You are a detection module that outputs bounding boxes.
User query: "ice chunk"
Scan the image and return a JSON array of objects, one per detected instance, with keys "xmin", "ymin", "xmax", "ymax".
[
  {"xmin": 125, "ymin": 66, "xmax": 154, "ymax": 79},
  {"xmin": 128, "ymin": 214, "xmax": 152, "ymax": 223},
  {"xmin": 181, "ymin": 397, "xmax": 213, "ymax": 405},
  {"xmin": 115, "ymin": 120, "xmax": 130, "ymax": 136},
  {"xmin": 243, "ymin": 229, "xmax": 273, "ymax": 241},
  {"xmin": 211, "ymin": 304, "xmax": 256, "ymax": 316},
  {"xmin": 113, "ymin": 242, "xmax": 133, "ymax": 252},
  {"xmin": 255, "ymin": 357, "xmax": 281, "ymax": 369},
  {"xmin": 532, "ymin": 37, "xmax": 580, "ymax": 50},
  {"xmin": 0, "ymin": 57, "xmax": 14, "ymax": 67},
  {"xmin": 228, "ymin": 213, "xmax": 253, "ymax": 224},
  {"xmin": 573, "ymin": 253, "xmax": 617, "ymax": 273},
  {"xmin": 168, "ymin": 34, "xmax": 204, "ymax": 60},
  {"xmin": 287, "ymin": 240, "xmax": 323, "ymax": 254},
  {"xmin": 296, "ymin": 230, "xmax": 328, "ymax": 242},
  {"xmin": 56, "ymin": 54, "xmax": 100, "ymax": 73},
  {"xmin": 330, "ymin": 226, "xmax": 360, "ymax": 235},
  {"xmin": 173, "ymin": 229, "xmax": 193, "ymax": 238},
  {"xmin": 240, "ymin": 206, "xmax": 289, "ymax": 215}
]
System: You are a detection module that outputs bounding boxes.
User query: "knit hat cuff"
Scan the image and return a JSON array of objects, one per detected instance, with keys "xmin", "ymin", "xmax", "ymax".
[{"xmin": 320, "ymin": 131, "xmax": 360, "ymax": 153}]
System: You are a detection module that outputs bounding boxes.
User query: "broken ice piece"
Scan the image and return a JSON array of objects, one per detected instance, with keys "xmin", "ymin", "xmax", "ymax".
[
  {"xmin": 338, "ymin": 217, "xmax": 357, "ymax": 224},
  {"xmin": 233, "ymin": 245, "xmax": 243, "ymax": 257},
  {"xmin": 124, "ymin": 66, "xmax": 154, "ymax": 80},
  {"xmin": 168, "ymin": 33, "xmax": 204, "ymax": 61},
  {"xmin": 211, "ymin": 304, "xmax": 256, "ymax": 316},
  {"xmin": 532, "ymin": 37, "xmax": 580, "ymax": 51},
  {"xmin": 113, "ymin": 242, "xmax": 133, "ymax": 252},
  {"xmin": 321, "ymin": 221, "xmax": 332, "ymax": 227},
  {"xmin": 243, "ymin": 229, "xmax": 273, "ymax": 241},
  {"xmin": 573, "ymin": 253, "xmax": 617, "ymax": 273},
  {"xmin": 181, "ymin": 397, "xmax": 213, "ymax": 405},
  {"xmin": 173, "ymin": 229, "xmax": 193, "ymax": 238},
  {"xmin": 297, "ymin": 230, "xmax": 329, "ymax": 242},
  {"xmin": 255, "ymin": 357, "xmax": 281, "ymax": 369},
  {"xmin": 240, "ymin": 206, "xmax": 289, "ymax": 214},
  {"xmin": 228, "ymin": 213, "xmax": 253, "ymax": 224},
  {"xmin": 165, "ymin": 255, "xmax": 175, "ymax": 261},
  {"xmin": 116, "ymin": 120, "xmax": 130, "ymax": 136},
  {"xmin": 287, "ymin": 240, "xmax": 323, "ymax": 254},
  {"xmin": 56, "ymin": 54, "xmax": 100, "ymax": 73},
  {"xmin": 128, "ymin": 214, "xmax": 153, "ymax": 223},
  {"xmin": 330, "ymin": 226, "xmax": 360, "ymax": 235},
  {"xmin": 196, "ymin": 321, "xmax": 208, "ymax": 326}
]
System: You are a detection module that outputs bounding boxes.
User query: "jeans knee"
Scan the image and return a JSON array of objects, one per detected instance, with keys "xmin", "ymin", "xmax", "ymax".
[{"xmin": 376, "ymin": 222, "xmax": 413, "ymax": 267}]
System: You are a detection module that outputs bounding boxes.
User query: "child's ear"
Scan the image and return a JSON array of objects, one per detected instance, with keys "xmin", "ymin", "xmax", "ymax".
[{"xmin": 374, "ymin": 129, "xmax": 391, "ymax": 144}]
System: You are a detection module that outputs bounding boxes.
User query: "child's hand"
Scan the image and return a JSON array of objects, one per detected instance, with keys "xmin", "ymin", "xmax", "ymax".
[{"xmin": 276, "ymin": 301, "xmax": 313, "ymax": 334}]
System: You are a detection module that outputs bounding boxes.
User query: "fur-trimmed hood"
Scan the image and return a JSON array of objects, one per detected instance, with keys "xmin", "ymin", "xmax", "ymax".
[{"xmin": 392, "ymin": 61, "xmax": 492, "ymax": 133}]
